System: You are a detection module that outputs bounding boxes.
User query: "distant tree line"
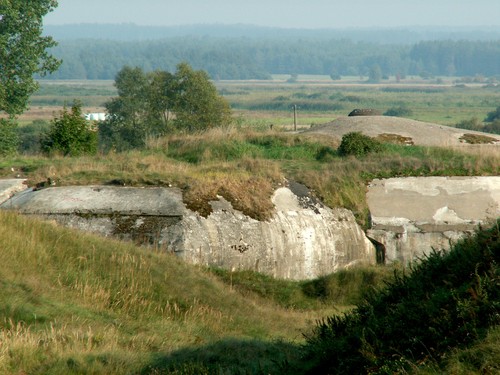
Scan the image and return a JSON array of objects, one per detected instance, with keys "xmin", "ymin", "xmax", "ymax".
[{"xmin": 45, "ymin": 38, "xmax": 500, "ymax": 81}]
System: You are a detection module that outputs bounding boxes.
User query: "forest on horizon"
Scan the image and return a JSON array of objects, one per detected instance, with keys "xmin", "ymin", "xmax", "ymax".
[{"xmin": 44, "ymin": 24, "xmax": 500, "ymax": 81}]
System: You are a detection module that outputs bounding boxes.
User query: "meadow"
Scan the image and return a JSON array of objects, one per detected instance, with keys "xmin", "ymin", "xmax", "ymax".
[{"xmin": 27, "ymin": 75, "xmax": 500, "ymax": 128}]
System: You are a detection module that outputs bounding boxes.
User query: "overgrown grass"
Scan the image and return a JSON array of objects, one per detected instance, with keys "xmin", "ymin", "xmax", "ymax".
[
  {"xmin": 2, "ymin": 127, "xmax": 498, "ymax": 226},
  {"xmin": 1, "ymin": 211, "xmax": 497, "ymax": 374},
  {"xmin": 209, "ymin": 265, "xmax": 395, "ymax": 310},
  {"xmin": 0, "ymin": 210, "xmax": 329, "ymax": 374},
  {"xmin": 294, "ymin": 220, "xmax": 500, "ymax": 374}
]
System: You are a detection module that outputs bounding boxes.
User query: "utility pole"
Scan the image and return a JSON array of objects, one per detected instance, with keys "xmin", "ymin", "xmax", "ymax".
[{"xmin": 293, "ymin": 104, "xmax": 297, "ymax": 131}]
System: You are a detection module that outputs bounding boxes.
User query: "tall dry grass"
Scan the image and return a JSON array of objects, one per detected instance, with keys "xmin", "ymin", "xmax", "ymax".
[{"xmin": 0, "ymin": 210, "xmax": 333, "ymax": 374}]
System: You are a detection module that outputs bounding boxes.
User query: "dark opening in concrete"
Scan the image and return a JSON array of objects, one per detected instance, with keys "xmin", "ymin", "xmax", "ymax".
[{"xmin": 368, "ymin": 237, "xmax": 386, "ymax": 265}]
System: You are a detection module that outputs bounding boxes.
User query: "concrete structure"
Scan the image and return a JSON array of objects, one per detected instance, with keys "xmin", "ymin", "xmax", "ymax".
[
  {"xmin": 367, "ymin": 177, "xmax": 500, "ymax": 264},
  {"xmin": 0, "ymin": 179, "xmax": 28, "ymax": 205},
  {"xmin": 0, "ymin": 183, "xmax": 375, "ymax": 280}
]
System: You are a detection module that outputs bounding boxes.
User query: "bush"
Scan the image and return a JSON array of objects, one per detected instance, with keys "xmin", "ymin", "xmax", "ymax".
[
  {"xmin": 17, "ymin": 120, "xmax": 50, "ymax": 154},
  {"xmin": 297, "ymin": 221, "xmax": 500, "ymax": 375},
  {"xmin": 383, "ymin": 105, "xmax": 413, "ymax": 117},
  {"xmin": 41, "ymin": 101, "xmax": 98, "ymax": 156},
  {"xmin": 484, "ymin": 106, "xmax": 500, "ymax": 122},
  {"xmin": 0, "ymin": 119, "xmax": 19, "ymax": 156},
  {"xmin": 455, "ymin": 117, "xmax": 483, "ymax": 131},
  {"xmin": 483, "ymin": 119, "xmax": 500, "ymax": 135},
  {"xmin": 338, "ymin": 132, "xmax": 383, "ymax": 157}
]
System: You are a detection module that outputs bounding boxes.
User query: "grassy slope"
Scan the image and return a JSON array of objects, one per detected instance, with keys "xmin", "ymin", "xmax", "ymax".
[
  {"xmin": 0, "ymin": 210, "xmax": 330, "ymax": 374},
  {"xmin": 1, "ymin": 205, "xmax": 498, "ymax": 374}
]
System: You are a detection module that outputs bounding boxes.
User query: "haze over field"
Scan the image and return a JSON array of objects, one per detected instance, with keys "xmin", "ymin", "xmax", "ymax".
[{"xmin": 45, "ymin": 0, "xmax": 500, "ymax": 29}]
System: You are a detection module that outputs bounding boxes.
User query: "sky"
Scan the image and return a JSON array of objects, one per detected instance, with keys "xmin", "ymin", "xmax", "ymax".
[{"xmin": 44, "ymin": 0, "xmax": 500, "ymax": 29}]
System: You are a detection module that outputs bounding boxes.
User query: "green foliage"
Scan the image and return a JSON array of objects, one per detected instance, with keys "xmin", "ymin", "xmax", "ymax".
[
  {"xmin": 484, "ymin": 105, "xmax": 500, "ymax": 123},
  {"xmin": 455, "ymin": 117, "xmax": 483, "ymax": 131},
  {"xmin": 0, "ymin": 119, "xmax": 19, "ymax": 156},
  {"xmin": 338, "ymin": 132, "xmax": 384, "ymax": 157},
  {"xmin": 483, "ymin": 119, "xmax": 500, "ymax": 135},
  {"xmin": 210, "ymin": 266, "xmax": 394, "ymax": 310},
  {"xmin": 0, "ymin": 1, "xmax": 60, "ymax": 153},
  {"xmin": 315, "ymin": 146, "xmax": 337, "ymax": 162},
  {"xmin": 384, "ymin": 105, "xmax": 413, "ymax": 117},
  {"xmin": 299, "ymin": 221, "xmax": 500, "ymax": 374},
  {"xmin": 0, "ymin": 1, "xmax": 60, "ymax": 117},
  {"xmin": 41, "ymin": 101, "xmax": 97, "ymax": 156},
  {"xmin": 172, "ymin": 62, "xmax": 232, "ymax": 132},
  {"xmin": 101, "ymin": 63, "xmax": 232, "ymax": 151},
  {"xmin": 17, "ymin": 120, "xmax": 50, "ymax": 154}
]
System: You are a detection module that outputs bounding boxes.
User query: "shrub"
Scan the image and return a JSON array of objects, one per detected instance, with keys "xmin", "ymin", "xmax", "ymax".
[
  {"xmin": 338, "ymin": 132, "xmax": 383, "ymax": 157},
  {"xmin": 455, "ymin": 117, "xmax": 483, "ymax": 131},
  {"xmin": 0, "ymin": 119, "xmax": 19, "ymax": 156},
  {"xmin": 384, "ymin": 105, "xmax": 413, "ymax": 117},
  {"xmin": 41, "ymin": 101, "xmax": 98, "ymax": 156},
  {"xmin": 298, "ymin": 221, "xmax": 500, "ymax": 375},
  {"xmin": 17, "ymin": 120, "xmax": 50, "ymax": 154},
  {"xmin": 484, "ymin": 106, "xmax": 500, "ymax": 122},
  {"xmin": 483, "ymin": 119, "xmax": 500, "ymax": 135}
]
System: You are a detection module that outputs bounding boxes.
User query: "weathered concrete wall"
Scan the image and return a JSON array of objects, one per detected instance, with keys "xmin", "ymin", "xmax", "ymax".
[
  {"xmin": 0, "ymin": 183, "xmax": 375, "ymax": 280},
  {"xmin": 165, "ymin": 188, "xmax": 374, "ymax": 279},
  {"xmin": 367, "ymin": 177, "xmax": 500, "ymax": 264}
]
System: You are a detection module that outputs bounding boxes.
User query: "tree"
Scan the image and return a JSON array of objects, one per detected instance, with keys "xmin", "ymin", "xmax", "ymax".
[
  {"xmin": 101, "ymin": 63, "xmax": 232, "ymax": 150},
  {"xmin": 101, "ymin": 66, "xmax": 150, "ymax": 151},
  {"xmin": 172, "ymin": 62, "xmax": 232, "ymax": 132},
  {"xmin": 368, "ymin": 64, "xmax": 382, "ymax": 83},
  {"xmin": 0, "ymin": 0, "xmax": 60, "ymax": 154},
  {"xmin": 41, "ymin": 101, "xmax": 97, "ymax": 156},
  {"xmin": 147, "ymin": 70, "xmax": 177, "ymax": 133}
]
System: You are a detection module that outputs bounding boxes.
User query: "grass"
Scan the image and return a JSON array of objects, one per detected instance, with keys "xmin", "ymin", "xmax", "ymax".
[
  {"xmin": 3, "ymin": 127, "xmax": 499, "ymax": 227},
  {"xmin": 296, "ymin": 220, "xmax": 500, "ymax": 374},
  {"xmin": 1, "ymin": 207, "xmax": 498, "ymax": 374},
  {"xmin": 0, "ymin": 209, "xmax": 330, "ymax": 374}
]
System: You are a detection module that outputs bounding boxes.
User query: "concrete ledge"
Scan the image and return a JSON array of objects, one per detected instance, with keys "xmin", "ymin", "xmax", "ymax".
[
  {"xmin": 0, "ymin": 179, "xmax": 28, "ymax": 205},
  {"xmin": 0, "ymin": 186, "xmax": 186, "ymax": 216}
]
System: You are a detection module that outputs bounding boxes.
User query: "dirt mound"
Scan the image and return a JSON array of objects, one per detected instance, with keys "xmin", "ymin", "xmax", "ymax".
[{"xmin": 304, "ymin": 116, "xmax": 500, "ymax": 147}]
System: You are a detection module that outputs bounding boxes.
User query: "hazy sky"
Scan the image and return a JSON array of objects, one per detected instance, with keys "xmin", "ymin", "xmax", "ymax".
[{"xmin": 44, "ymin": 0, "xmax": 500, "ymax": 29}]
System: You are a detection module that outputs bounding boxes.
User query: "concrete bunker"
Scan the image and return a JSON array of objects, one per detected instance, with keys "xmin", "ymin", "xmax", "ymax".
[{"xmin": 0, "ymin": 181, "xmax": 376, "ymax": 280}]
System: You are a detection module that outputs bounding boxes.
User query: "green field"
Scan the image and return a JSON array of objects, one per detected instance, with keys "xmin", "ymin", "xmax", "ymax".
[{"xmin": 31, "ymin": 76, "xmax": 500, "ymax": 129}]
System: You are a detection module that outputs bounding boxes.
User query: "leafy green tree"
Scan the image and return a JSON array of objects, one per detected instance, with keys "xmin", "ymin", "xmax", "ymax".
[
  {"xmin": 41, "ymin": 101, "xmax": 97, "ymax": 156},
  {"xmin": 0, "ymin": 0, "xmax": 60, "ymax": 154},
  {"xmin": 101, "ymin": 63, "xmax": 232, "ymax": 150},
  {"xmin": 172, "ymin": 62, "xmax": 232, "ymax": 132},
  {"xmin": 101, "ymin": 66, "xmax": 150, "ymax": 151},
  {"xmin": 146, "ymin": 70, "xmax": 177, "ymax": 133}
]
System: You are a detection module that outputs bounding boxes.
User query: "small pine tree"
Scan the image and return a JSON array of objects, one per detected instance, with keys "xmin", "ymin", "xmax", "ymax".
[{"xmin": 41, "ymin": 100, "xmax": 97, "ymax": 156}]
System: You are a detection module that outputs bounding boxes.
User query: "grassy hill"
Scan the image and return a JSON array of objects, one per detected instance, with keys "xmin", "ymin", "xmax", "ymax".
[
  {"xmin": 1, "ymin": 120, "xmax": 500, "ymax": 373},
  {"xmin": 0, "ymin": 209, "xmax": 314, "ymax": 374},
  {"xmin": 1, "ymin": 208, "xmax": 498, "ymax": 374}
]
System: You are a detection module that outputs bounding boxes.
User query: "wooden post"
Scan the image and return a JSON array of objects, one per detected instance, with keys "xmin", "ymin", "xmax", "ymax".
[{"xmin": 293, "ymin": 104, "xmax": 297, "ymax": 131}]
